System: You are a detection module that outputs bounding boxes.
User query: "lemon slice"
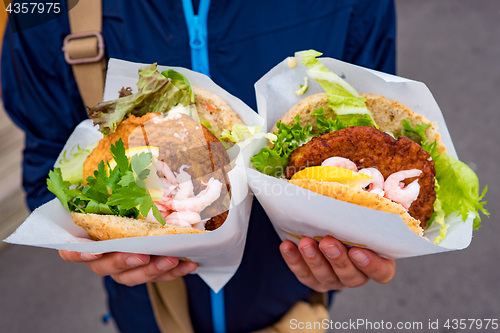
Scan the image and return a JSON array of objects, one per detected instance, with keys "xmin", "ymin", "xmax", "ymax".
[
  {"xmin": 291, "ymin": 166, "xmax": 373, "ymax": 188},
  {"xmin": 108, "ymin": 146, "xmax": 160, "ymax": 170},
  {"xmin": 148, "ymin": 189, "xmax": 164, "ymax": 201}
]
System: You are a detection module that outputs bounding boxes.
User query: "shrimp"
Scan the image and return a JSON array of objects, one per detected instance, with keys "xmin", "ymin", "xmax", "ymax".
[
  {"xmin": 164, "ymin": 211, "xmax": 201, "ymax": 227},
  {"xmin": 170, "ymin": 178, "xmax": 223, "ymax": 212},
  {"xmin": 161, "ymin": 179, "xmax": 178, "ymax": 196},
  {"xmin": 359, "ymin": 168, "xmax": 385, "ymax": 196},
  {"xmin": 383, "ymin": 169, "xmax": 423, "ymax": 210},
  {"xmin": 321, "ymin": 157, "xmax": 358, "ymax": 172},
  {"xmin": 174, "ymin": 165, "xmax": 194, "ymax": 200},
  {"xmin": 145, "ymin": 204, "xmax": 171, "ymax": 223},
  {"xmin": 156, "ymin": 160, "xmax": 178, "ymax": 186}
]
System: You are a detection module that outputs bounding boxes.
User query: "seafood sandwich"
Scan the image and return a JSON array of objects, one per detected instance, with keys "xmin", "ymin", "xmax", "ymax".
[
  {"xmin": 251, "ymin": 51, "xmax": 488, "ymax": 242},
  {"xmin": 48, "ymin": 64, "xmax": 248, "ymax": 240}
]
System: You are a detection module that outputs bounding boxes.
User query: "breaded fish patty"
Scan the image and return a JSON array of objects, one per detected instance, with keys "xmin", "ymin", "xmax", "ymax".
[
  {"xmin": 83, "ymin": 112, "xmax": 230, "ymax": 230},
  {"xmin": 286, "ymin": 126, "xmax": 436, "ymax": 228}
]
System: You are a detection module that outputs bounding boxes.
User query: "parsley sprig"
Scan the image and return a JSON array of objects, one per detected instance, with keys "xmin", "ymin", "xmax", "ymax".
[{"xmin": 47, "ymin": 139, "xmax": 166, "ymax": 225}]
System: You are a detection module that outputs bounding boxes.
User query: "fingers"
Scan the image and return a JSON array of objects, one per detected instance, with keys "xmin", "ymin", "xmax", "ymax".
[
  {"xmin": 59, "ymin": 250, "xmax": 103, "ymax": 263},
  {"xmin": 85, "ymin": 252, "xmax": 152, "ymax": 277},
  {"xmin": 318, "ymin": 237, "xmax": 369, "ymax": 288},
  {"xmin": 281, "ymin": 237, "xmax": 395, "ymax": 292},
  {"xmin": 59, "ymin": 250, "xmax": 198, "ymax": 286},
  {"xmin": 280, "ymin": 239, "xmax": 344, "ymax": 292},
  {"xmin": 111, "ymin": 257, "xmax": 198, "ymax": 287},
  {"xmin": 348, "ymin": 248, "xmax": 396, "ymax": 284},
  {"xmin": 59, "ymin": 250, "xmax": 199, "ymax": 287}
]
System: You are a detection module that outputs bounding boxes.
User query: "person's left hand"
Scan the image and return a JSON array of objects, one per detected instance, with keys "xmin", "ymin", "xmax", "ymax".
[{"xmin": 280, "ymin": 236, "xmax": 395, "ymax": 292}]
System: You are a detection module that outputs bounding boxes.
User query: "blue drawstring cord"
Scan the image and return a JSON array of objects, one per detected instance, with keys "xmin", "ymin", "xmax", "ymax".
[
  {"xmin": 182, "ymin": 1, "xmax": 226, "ymax": 332},
  {"xmin": 182, "ymin": 0, "xmax": 211, "ymax": 76},
  {"xmin": 210, "ymin": 288, "xmax": 226, "ymax": 333}
]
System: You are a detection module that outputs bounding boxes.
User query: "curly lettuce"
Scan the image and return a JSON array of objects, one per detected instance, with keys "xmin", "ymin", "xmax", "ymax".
[
  {"xmin": 89, "ymin": 64, "xmax": 193, "ymax": 134},
  {"xmin": 400, "ymin": 122, "xmax": 489, "ymax": 243},
  {"xmin": 251, "ymin": 116, "xmax": 315, "ymax": 177}
]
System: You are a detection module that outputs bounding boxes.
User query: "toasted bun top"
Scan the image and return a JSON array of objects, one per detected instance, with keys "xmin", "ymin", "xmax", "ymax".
[
  {"xmin": 193, "ymin": 85, "xmax": 245, "ymax": 139},
  {"xmin": 271, "ymin": 93, "xmax": 446, "ymax": 153}
]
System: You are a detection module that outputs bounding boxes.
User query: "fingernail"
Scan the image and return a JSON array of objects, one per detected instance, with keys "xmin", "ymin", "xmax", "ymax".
[
  {"xmin": 180, "ymin": 263, "xmax": 197, "ymax": 274},
  {"xmin": 322, "ymin": 245, "xmax": 340, "ymax": 259},
  {"xmin": 157, "ymin": 257, "xmax": 175, "ymax": 271},
  {"xmin": 126, "ymin": 256, "xmax": 145, "ymax": 268},
  {"xmin": 350, "ymin": 251, "xmax": 369, "ymax": 266},
  {"xmin": 302, "ymin": 244, "xmax": 316, "ymax": 258},
  {"xmin": 80, "ymin": 252, "xmax": 102, "ymax": 261}
]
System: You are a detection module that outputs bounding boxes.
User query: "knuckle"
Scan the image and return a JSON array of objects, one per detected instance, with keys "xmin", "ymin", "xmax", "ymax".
[
  {"xmin": 319, "ymin": 275, "xmax": 338, "ymax": 287},
  {"xmin": 86, "ymin": 263, "xmax": 105, "ymax": 277},
  {"xmin": 284, "ymin": 252, "xmax": 304, "ymax": 265},
  {"xmin": 312, "ymin": 286, "xmax": 329, "ymax": 293},
  {"xmin": 346, "ymin": 276, "xmax": 369, "ymax": 288},
  {"xmin": 318, "ymin": 282, "xmax": 344, "ymax": 292},
  {"xmin": 296, "ymin": 269, "xmax": 314, "ymax": 281},
  {"xmin": 111, "ymin": 274, "xmax": 137, "ymax": 287},
  {"xmin": 169, "ymin": 266, "xmax": 188, "ymax": 279},
  {"xmin": 121, "ymin": 279, "xmax": 136, "ymax": 287},
  {"xmin": 305, "ymin": 257, "xmax": 324, "ymax": 269},
  {"xmin": 330, "ymin": 257, "xmax": 351, "ymax": 270}
]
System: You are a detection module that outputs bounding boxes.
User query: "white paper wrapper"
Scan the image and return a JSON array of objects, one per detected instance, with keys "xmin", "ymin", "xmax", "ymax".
[
  {"xmin": 4, "ymin": 59, "xmax": 265, "ymax": 292},
  {"xmin": 248, "ymin": 56, "xmax": 473, "ymax": 259}
]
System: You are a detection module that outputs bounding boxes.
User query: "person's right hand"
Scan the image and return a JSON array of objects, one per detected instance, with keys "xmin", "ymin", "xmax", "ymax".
[{"xmin": 59, "ymin": 250, "xmax": 198, "ymax": 287}]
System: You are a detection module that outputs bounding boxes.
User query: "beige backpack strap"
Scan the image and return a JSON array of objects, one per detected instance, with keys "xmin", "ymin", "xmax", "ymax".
[
  {"xmin": 147, "ymin": 279, "xmax": 195, "ymax": 333},
  {"xmin": 63, "ymin": 0, "xmax": 106, "ymax": 108}
]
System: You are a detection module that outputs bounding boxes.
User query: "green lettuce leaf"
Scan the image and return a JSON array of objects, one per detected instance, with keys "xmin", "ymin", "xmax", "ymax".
[
  {"xmin": 295, "ymin": 50, "xmax": 377, "ymax": 128},
  {"xmin": 312, "ymin": 108, "xmax": 375, "ymax": 134},
  {"xmin": 433, "ymin": 152, "xmax": 489, "ymax": 226},
  {"xmin": 251, "ymin": 115, "xmax": 314, "ymax": 177},
  {"xmin": 89, "ymin": 64, "xmax": 193, "ymax": 134},
  {"xmin": 58, "ymin": 142, "xmax": 99, "ymax": 184},
  {"xmin": 394, "ymin": 119, "xmax": 430, "ymax": 144},
  {"xmin": 161, "ymin": 69, "xmax": 195, "ymax": 104},
  {"xmin": 400, "ymin": 121, "xmax": 489, "ymax": 242},
  {"xmin": 221, "ymin": 124, "xmax": 262, "ymax": 143},
  {"xmin": 47, "ymin": 168, "xmax": 71, "ymax": 210}
]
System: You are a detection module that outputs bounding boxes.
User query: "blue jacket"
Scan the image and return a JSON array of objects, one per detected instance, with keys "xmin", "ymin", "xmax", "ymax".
[{"xmin": 2, "ymin": 1, "xmax": 396, "ymax": 332}]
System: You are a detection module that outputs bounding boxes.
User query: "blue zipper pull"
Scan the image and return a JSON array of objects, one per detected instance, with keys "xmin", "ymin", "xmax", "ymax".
[
  {"xmin": 182, "ymin": 0, "xmax": 211, "ymax": 77},
  {"xmin": 190, "ymin": 16, "xmax": 205, "ymax": 49}
]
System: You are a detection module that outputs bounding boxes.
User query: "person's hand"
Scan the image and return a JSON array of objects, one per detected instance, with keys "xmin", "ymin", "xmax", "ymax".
[
  {"xmin": 280, "ymin": 236, "xmax": 395, "ymax": 292},
  {"xmin": 59, "ymin": 250, "xmax": 198, "ymax": 287}
]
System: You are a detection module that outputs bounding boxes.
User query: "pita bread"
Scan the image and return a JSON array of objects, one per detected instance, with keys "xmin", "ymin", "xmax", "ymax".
[
  {"xmin": 71, "ymin": 212, "xmax": 207, "ymax": 241},
  {"xmin": 272, "ymin": 93, "xmax": 443, "ymax": 236}
]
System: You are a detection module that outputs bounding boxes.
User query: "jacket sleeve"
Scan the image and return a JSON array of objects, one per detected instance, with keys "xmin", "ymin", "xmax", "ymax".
[
  {"xmin": 1, "ymin": 11, "xmax": 89, "ymax": 211},
  {"xmin": 343, "ymin": 0, "xmax": 396, "ymax": 75}
]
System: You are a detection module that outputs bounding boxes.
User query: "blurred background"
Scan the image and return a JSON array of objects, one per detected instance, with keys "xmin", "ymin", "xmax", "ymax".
[{"xmin": 0, "ymin": 1, "xmax": 498, "ymax": 332}]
